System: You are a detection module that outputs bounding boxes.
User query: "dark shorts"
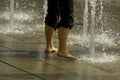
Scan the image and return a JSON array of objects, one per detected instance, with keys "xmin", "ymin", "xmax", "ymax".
[{"xmin": 45, "ymin": 0, "xmax": 74, "ymax": 30}]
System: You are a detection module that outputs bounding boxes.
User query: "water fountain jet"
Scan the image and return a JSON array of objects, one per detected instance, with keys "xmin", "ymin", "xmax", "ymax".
[
  {"xmin": 10, "ymin": 0, "xmax": 15, "ymax": 27},
  {"xmin": 89, "ymin": 0, "xmax": 96, "ymax": 56},
  {"xmin": 83, "ymin": 0, "xmax": 89, "ymax": 39}
]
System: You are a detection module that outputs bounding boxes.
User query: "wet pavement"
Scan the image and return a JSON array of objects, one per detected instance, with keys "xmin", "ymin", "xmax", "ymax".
[{"xmin": 0, "ymin": 32, "xmax": 120, "ymax": 80}]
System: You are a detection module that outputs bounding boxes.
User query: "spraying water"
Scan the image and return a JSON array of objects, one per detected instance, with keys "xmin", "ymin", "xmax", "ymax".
[
  {"xmin": 82, "ymin": 0, "xmax": 96, "ymax": 56},
  {"xmin": 83, "ymin": 0, "xmax": 89, "ymax": 38},
  {"xmin": 89, "ymin": 0, "xmax": 96, "ymax": 56},
  {"xmin": 99, "ymin": 0, "xmax": 106, "ymax": 51},
  {"xmin": 43, "ymin": 0, "xmax": 47, "ymax": 25},
  {"xmin": 10, "ymin": 0, "xmax": 15, "ymax": 27},
  {"xmin": 78, "ymin": 0, "xmax": 118, "ymax": 63},
  {"xmin": 99, "ymin": 0, "xmax": 104, "ymax": 32}
]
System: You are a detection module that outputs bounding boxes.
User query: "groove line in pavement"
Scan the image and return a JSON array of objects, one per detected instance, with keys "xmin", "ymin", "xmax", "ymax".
[{"xmin": 0, "ymin": 60, "xmax": 47, "ymax": 80}]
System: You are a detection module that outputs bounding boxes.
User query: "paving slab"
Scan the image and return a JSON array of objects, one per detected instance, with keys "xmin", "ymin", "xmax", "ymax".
[
  {"xmin": 0, "ymin": 33, "xmax": 120, "ymax": 80},
  {"xmin": 1, "ymin": 56, "xmax": 120, "ymax": 80},
  {"xmin": 0, "ymin": 46, "xmax": 11, "ymax": 50},
  {"xmin": 0, "ymin": 33, "xmax": 46, "ymax": 51},
  {"xmin": 0, "ymin": 60, "xmax": 41, "ymax": 80},
  {"xmin": 85, "ymin": 56, "xmax": 120, "ymax": 76}
]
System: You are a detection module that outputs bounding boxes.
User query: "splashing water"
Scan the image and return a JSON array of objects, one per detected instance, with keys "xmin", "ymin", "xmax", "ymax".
[
  {"xmin": 69, "ymin": 0, "xmax": 119, "ymax": 63},
  {"xmin": 0, "ymin": 0, "xmax": 44, "ymax": 35},
  {"xmin": 95, "ymin": 33, "xmax": 116, "ymax": 47},
  {"xmin": 69, "ymin": 33, "xmax": 116, "ymax": 48},
  {"xmin": 78, "ymin": 53, "xmax": 117, "ymax": 63},
  {"xmin": 0, "ymin": 11, "xmax": 39, "ymax": 34},
  {"xmin": 0, "ymin": 12, "xmax": 32, "ymax": 21}
]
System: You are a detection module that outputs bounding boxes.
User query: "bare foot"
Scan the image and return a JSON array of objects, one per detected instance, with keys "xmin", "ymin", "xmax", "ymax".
[
  {"xmin": 57, "ymin": 51, "xmax": 77, "ymax": 60},
  {"xmin": 45, "ymin": 47, "xmax": 58, "ymax": 54}
]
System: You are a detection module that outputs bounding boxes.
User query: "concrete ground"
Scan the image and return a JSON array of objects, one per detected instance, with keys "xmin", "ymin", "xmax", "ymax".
[{"xmin": 0, "ymin": 32, "xmax": 120, "ymax": 80}]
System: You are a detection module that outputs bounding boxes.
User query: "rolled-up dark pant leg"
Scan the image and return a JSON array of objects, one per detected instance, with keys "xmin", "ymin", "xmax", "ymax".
[
  {"xmin": 45, "ymin": 0, "xmax": 59, "ymax": 30},
  {"xmin": 57, "ymin": 0, "xmax": 74, "ymax": 29}
]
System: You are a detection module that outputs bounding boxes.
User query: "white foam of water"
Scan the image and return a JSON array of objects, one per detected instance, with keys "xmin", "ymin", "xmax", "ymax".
[
  {"xmin": 95, "ymin": 33, "xmax": 116, "ymax": 46},
  {"xmin": 69, "ymin": 35, "xmax": 89, "ymax": 47},
  {"xmin": 0, "ymin": 25, "xmax": 25, "ymax": 34},
  {"xmin": 0, "ymin": 12, "xmax": 10, "ymax": 19},
  {"xmin": 78, "ymin": 53, "xmax": 117, "ymax": 63},
  {"xmin": 0, "ymin": 29, "xmax": 24, "ymax": 34},
  {"xmin": 0, "ymin": 24, "xmax": 43, "ymax": 34},
  {"xmin": 0, "ymin": 11, "xmax": 44, "ymax": 34},
  {"xmin": 14, "ymin": 13, "xmax": 32, "ymax": 20},
  {"xmin": 69, "ymin": 34, "xmax": 116, "ymax": 47},
  {"xmin": 0, "ymin": 12, "xmax": 32, "ymax": 20}
]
